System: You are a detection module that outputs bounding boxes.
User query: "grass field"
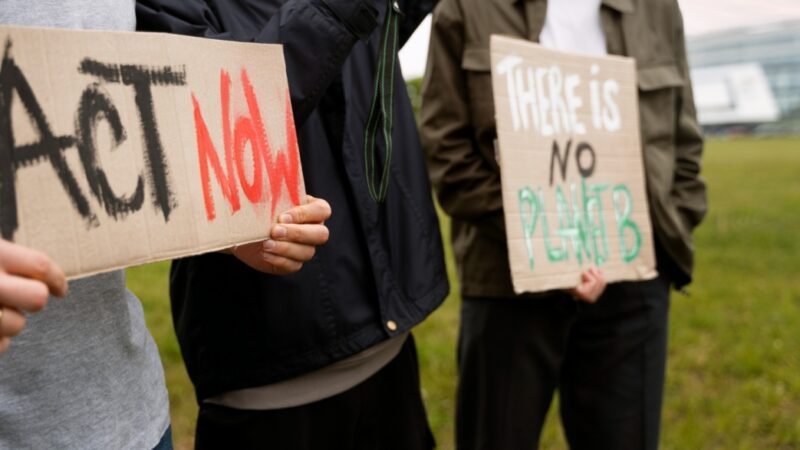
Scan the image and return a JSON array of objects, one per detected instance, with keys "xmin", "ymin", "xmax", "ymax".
[{"xmin": 128, "ymin": 138, "xmax": 800, "ymax": 449}]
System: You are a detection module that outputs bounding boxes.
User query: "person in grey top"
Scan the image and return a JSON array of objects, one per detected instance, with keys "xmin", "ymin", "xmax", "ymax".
[{"xmin": 0, "ymin": 1, "xmax": 331, "ymax": 448}]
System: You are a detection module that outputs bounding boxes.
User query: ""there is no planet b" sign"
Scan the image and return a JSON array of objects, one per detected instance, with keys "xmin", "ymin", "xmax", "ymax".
[{"xmin": 491, "ymin": 35, "xmax": 657, "ymax": 294}]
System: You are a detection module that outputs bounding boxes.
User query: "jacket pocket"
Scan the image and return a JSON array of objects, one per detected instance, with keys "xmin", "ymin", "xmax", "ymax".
[
  {"xmin": 460, "ymin": 46, "xmax": 498, "ymax": 166},
  {"xmin": 637, "ymin": 64, "xmax": 683, "ymax": 197},
  {"xmin": 461, "ymin": 46, "xmax": 494, "ymax": 123},
  {"xmin": 461, "ymin": 47, "xmax": 491, "ymax": 71},
  {"xmin": 637, "ymin": 64, "xmax": 683, "ymax": 148},
  {"xmin": 637, "ymin": 65, "xmax": 683, "ymax": 91}
]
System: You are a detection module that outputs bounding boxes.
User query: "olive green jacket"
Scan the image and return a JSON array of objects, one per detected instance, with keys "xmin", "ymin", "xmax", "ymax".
[{"xmin": 420, "ymin": 0, "xmax": 707, "ymax": 296}]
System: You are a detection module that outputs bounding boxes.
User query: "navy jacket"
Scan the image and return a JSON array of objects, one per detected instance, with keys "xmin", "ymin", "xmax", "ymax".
[{"xmin": 136, "ymin": 0, "xmax": 448, "ymax": 401}]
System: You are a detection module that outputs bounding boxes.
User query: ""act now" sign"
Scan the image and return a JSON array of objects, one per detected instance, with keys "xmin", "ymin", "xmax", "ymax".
[{"xmin": 0, "ymin": 25, "xmax": 305, "ymax": 278}]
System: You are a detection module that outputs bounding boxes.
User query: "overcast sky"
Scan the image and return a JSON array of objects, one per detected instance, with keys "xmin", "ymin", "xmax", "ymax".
[{"xmin": 399, "ymin": 0, "xmax": 800, "ymax": 79}]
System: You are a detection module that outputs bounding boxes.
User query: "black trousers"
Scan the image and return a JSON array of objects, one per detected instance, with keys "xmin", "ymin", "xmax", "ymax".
[
  {"xmin": 457, "ymin": 276, "xmax": 671, "ymax": 450},
  {"xmin": 195, "ymin": 335, "xmax": 434, "ymax": 450}
]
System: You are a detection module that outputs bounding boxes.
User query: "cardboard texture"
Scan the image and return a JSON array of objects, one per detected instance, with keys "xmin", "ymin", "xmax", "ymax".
[
  {"xmin": 490, "ymin": 35, "xmax": 656, "ymax": 294},
  {"xmin": 0, "ymin": 25, "xmax": 305, "ymax": 279}
]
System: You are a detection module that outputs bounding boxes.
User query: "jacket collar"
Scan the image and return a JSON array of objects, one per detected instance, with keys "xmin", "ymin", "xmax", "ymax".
[{"xmin": 510, "ymin": 0, "xmax": 635, "ymax": 14}]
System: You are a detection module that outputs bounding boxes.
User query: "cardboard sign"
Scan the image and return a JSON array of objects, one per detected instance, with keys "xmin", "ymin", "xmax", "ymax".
[
  {"xmin": 0, "ymin": 25, "xmax": 305, "ymax": 279},
  {"xmin": 490, "ymin": 35, "xmax": 656, "ymax": 293}
]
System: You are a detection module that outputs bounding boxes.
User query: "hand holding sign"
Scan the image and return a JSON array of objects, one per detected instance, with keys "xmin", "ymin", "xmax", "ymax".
[
  {"xmin": 0, "ymin": 239, "xmax": 68, "ymax": 354},
  {"xmin": 566, "ymin": 267, "xmax": 606, "ymax": 304},
  {"xmin": 230, "ymin": 196, "xmax": 331, "ymax": 275}
]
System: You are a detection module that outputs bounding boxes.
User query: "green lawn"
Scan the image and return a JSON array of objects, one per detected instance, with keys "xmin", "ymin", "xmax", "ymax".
[{"xmin": 129, "ymin": 137, "xmax": 800, "ymax": 449}]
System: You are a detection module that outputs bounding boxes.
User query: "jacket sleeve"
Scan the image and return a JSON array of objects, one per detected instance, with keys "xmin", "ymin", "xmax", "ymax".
[
  {"xmin": 671, "ymin": 2, "xmax": 708, "ymax": 231},
  {"xmin": 136, "ymin": 0, "xmax": 378, "ymax": 126},
  {"xmin": 419, "ymin": 1, "xmax": 504, "ymax": 223}
]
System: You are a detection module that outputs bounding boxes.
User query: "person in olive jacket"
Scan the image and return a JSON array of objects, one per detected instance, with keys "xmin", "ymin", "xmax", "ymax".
[
  {"xmin": 137, "ymin": 0, "xmax": 447, "ymax": 448},
  {"xmin": 420, "ymin": 0, "xmax": 707, "ymax": 449}
]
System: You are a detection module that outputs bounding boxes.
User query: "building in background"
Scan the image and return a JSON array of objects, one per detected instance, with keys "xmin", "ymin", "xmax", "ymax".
[
  {"xmin": 688, "ymin": 20, "xmax": 800, "ymax": 135},
  {"xmin": 690, "ymin": 64, "xmax": 779, "ymax": 134}
]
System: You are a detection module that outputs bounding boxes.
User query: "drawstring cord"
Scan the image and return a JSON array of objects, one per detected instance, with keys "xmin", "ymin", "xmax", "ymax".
[{"xmin": 363, "ymin": 1, "xmax": 402, "ymax": 202}]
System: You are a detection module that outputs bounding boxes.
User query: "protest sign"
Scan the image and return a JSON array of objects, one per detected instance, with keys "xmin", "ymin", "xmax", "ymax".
[
  {"xmin": 0, "ymin": 25, "xmax": 304, "ymax": 279},
  {"xmin": 490, "ymin": 35, "xmax": 657, "ymax": 293}
]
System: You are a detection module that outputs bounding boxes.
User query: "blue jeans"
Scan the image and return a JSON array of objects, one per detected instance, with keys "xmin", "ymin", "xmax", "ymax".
[{"xmin": 152, "ymin": 426, "xmax": 173, "ymax": 450}]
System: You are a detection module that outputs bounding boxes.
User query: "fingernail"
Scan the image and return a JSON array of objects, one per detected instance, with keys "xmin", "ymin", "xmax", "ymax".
[
  {"xmin": 279, "ymin": 214, "xmax": 293, "ymax": 224},
  {"xmin": 273, "ymin": 225, "xmax": 287, "ymax": 238},
  {"xmin": 263, "ymin": 240, "xmax": 276, "ymax": 251}
]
